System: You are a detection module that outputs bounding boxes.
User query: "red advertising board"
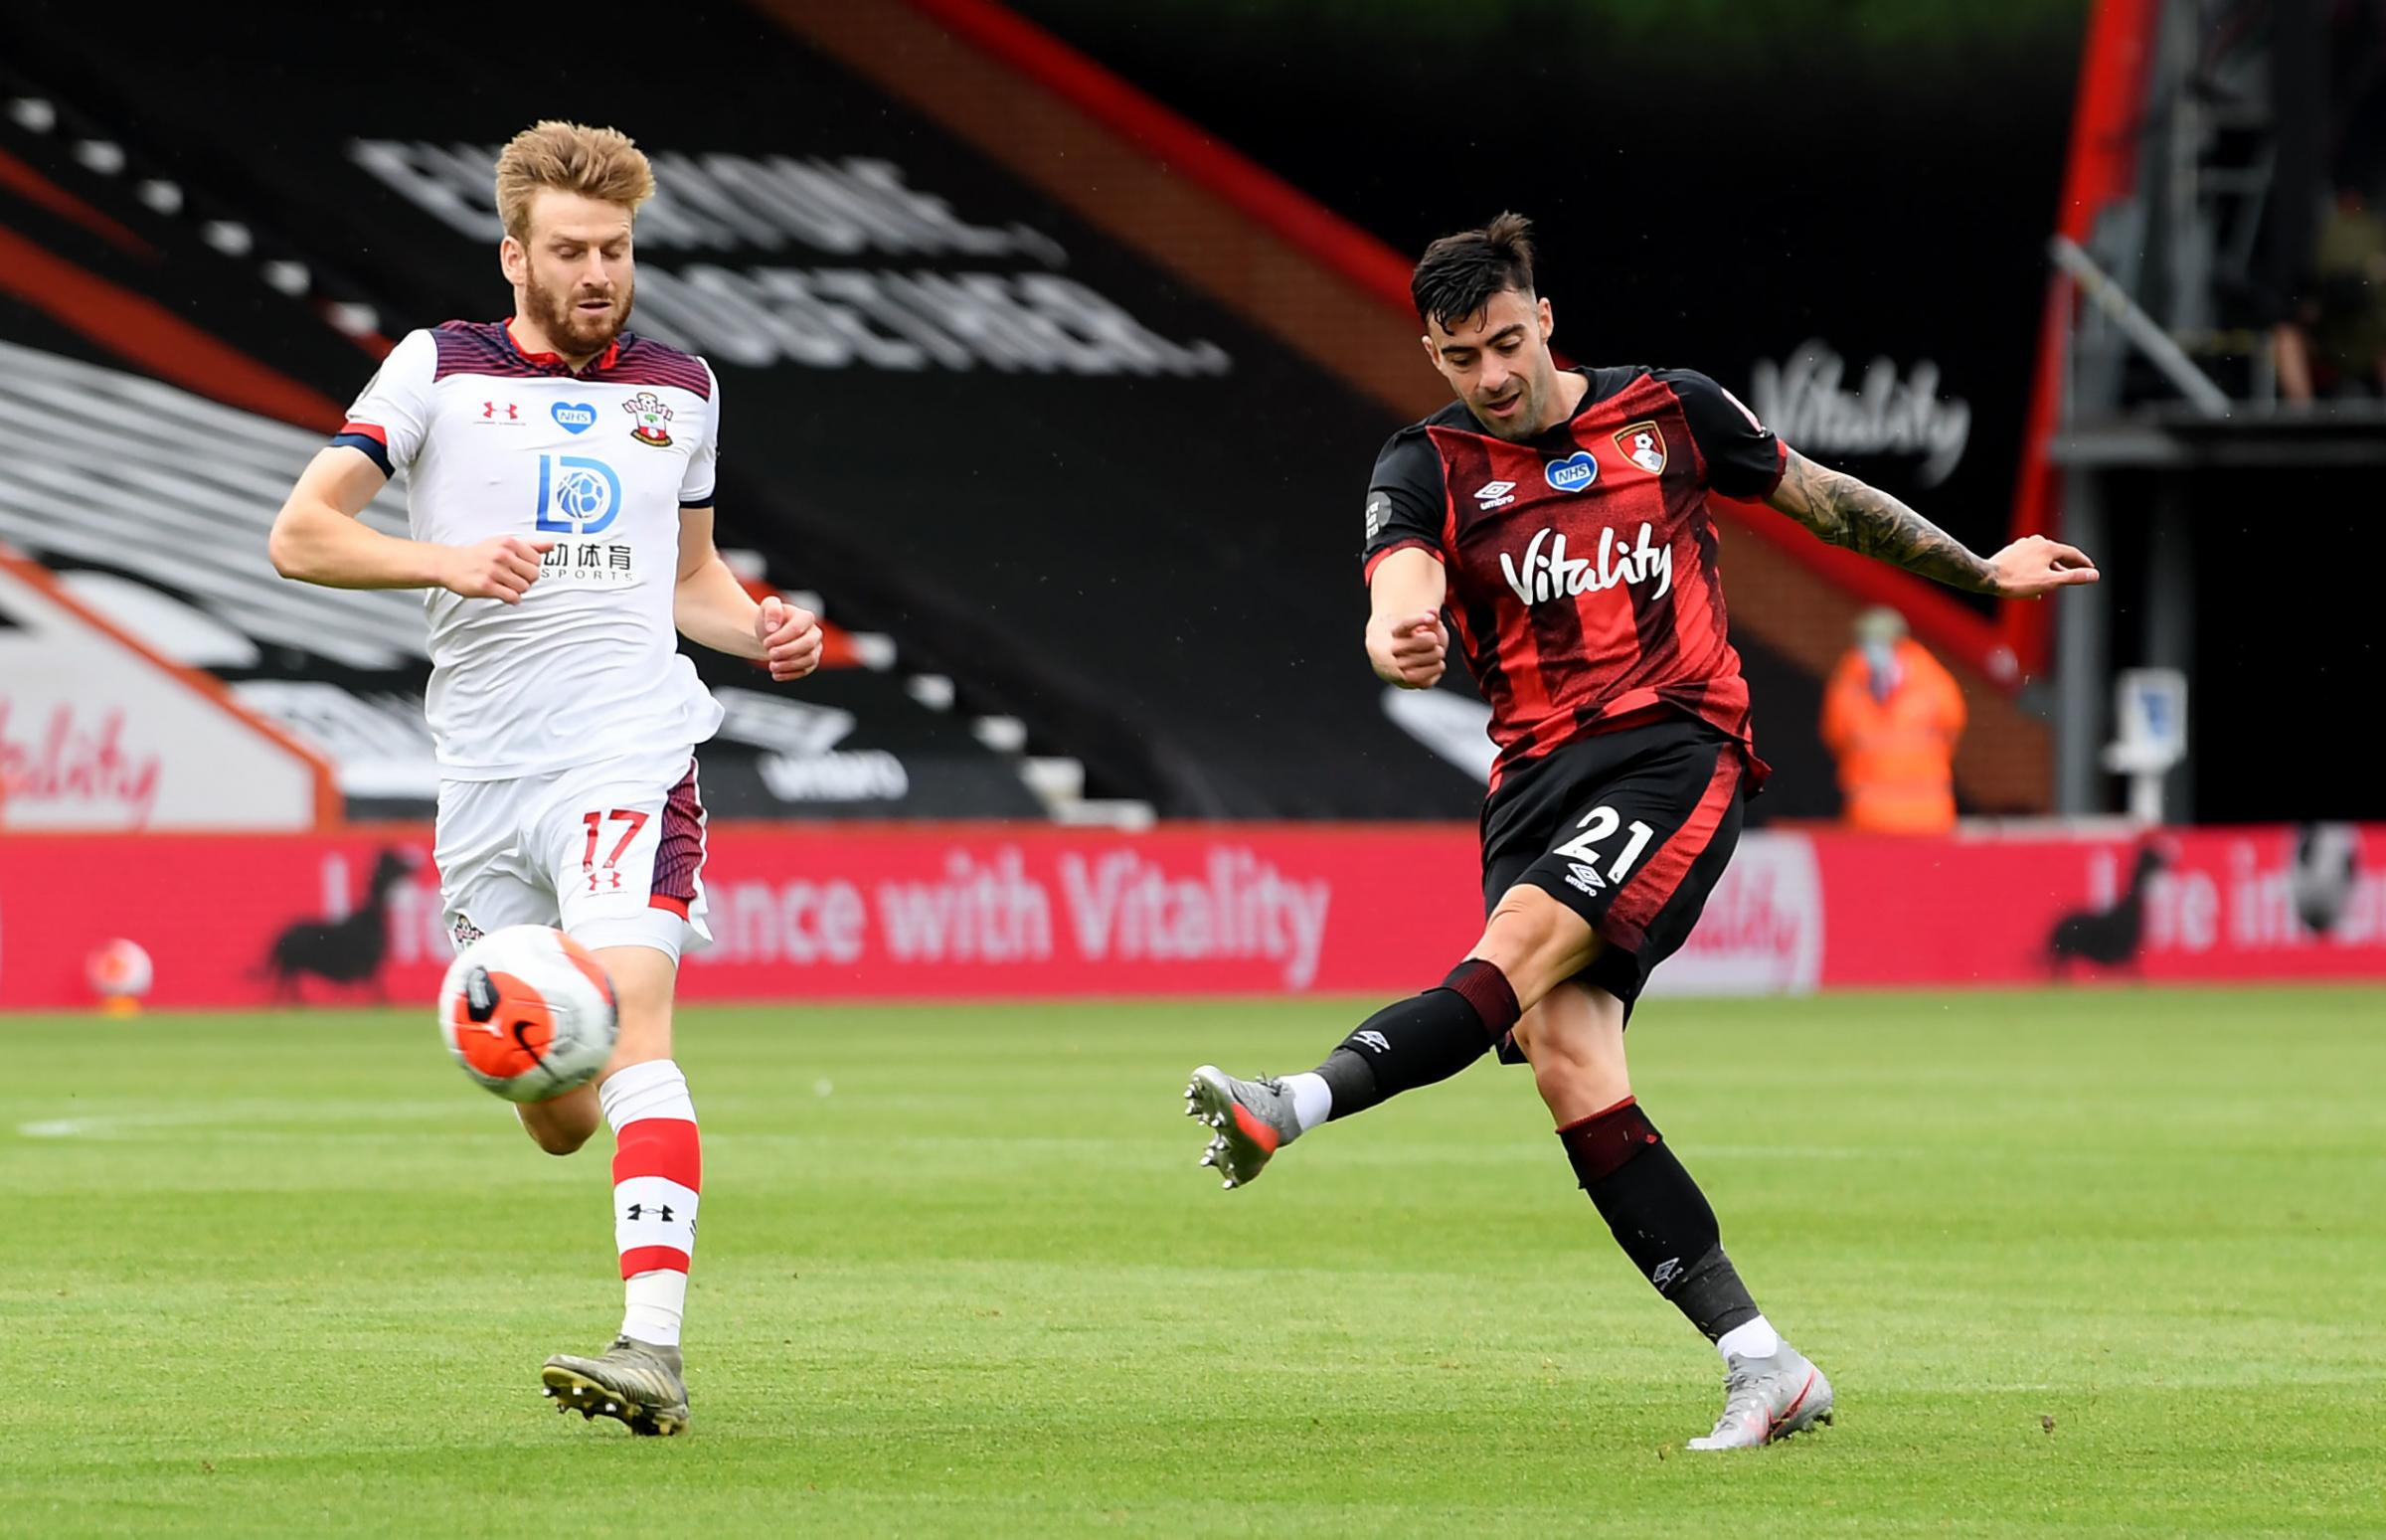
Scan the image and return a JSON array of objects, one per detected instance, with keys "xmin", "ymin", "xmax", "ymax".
[{"xmin": 0, "ymin": 822, "xmax": 2378, "ymax": 1010}]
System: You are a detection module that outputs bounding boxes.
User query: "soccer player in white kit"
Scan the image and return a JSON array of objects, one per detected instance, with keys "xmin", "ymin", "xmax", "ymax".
[{"xmin": 267, "ymin": 122, "xmax": 820, "ymax": 1436}]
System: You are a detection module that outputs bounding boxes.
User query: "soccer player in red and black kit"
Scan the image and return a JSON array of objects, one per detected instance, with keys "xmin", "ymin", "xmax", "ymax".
[{"xmin": 1184, "ymin": 214, "xmax": 2098, "ymax": 1449}]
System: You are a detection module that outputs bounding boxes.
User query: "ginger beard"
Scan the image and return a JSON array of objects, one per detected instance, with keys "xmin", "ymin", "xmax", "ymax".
[{"xmin": 522, "ymin": 265, "xmax": 632, "ymax": 358}]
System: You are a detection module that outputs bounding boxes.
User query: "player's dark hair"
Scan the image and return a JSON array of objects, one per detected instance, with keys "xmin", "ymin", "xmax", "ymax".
[{"xmin": 1410, "ymin": 212, "xmax": 1538, "ymax": 331}]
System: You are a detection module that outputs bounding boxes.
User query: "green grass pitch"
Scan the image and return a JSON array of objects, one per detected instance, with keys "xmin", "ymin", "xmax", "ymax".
[{"xmin": 3, "ymin": 987, "xmax": 2382, "ymax": 1536}]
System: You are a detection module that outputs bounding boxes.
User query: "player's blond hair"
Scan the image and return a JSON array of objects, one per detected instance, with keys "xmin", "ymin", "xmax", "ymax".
[{"xmin": 493, "ymin": 121, "xmax": 656, "ymax": 243}]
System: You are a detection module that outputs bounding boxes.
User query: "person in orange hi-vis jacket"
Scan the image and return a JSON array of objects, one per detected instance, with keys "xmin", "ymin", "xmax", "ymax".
[{"xmin": 1819, "ymin": 606, "xmax": 1965, "ymax": 832}]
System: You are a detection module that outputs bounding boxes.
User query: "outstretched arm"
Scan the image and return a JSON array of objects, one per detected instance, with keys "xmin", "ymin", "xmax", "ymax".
[{"xmin": 1766, "ymin": 448, "xmax": 2098, "ymax": 599}]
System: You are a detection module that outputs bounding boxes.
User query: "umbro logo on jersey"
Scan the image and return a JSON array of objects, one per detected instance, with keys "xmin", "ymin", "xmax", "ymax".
[
  {"xmin": 1472, "ymin": 479, "xmax": 1517, "ymax": 510},
  {"xmin": 1564, "ymin": 863, "xmax": 1607, "ymax": 897},
  {"xmin": 1544, "ymin": 451, "xmax": 1598, "ymax": 493},
  {"xmin": 1354, "ymin": 1029, "xmax": 1392, "ymax": 1054},
  {"xmin": 479, "ymin": 401, "xmax": 521, "ymax": 424},
  {"xmin": 552, "ymin": 402, "xmax": 596, "ymax": 434}
]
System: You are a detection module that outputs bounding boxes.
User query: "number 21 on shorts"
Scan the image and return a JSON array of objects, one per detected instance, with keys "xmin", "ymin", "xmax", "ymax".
[
  {"xmin": 581, "ymin": 808, "xmax": 649, "ymax": 893},
  {"xmin": 1553, "ymin": 804, "xmax": 1654, "ymax": 885}
]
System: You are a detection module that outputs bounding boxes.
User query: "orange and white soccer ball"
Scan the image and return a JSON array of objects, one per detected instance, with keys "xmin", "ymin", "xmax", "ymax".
[{"xmin": 436, "ymin": 926, "xmax": 618, "ymax": 1103}]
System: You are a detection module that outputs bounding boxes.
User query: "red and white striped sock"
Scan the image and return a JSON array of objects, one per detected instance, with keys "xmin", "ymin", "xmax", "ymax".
[{"xmin": 599, "ymin": 1059, "xmax": 700, "ymax": 1348}]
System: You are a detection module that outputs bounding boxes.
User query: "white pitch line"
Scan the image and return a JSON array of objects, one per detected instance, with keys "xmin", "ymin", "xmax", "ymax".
[{"xmin": 16, "ymin": 1100, "xmax": 485, "ymax": 1139}]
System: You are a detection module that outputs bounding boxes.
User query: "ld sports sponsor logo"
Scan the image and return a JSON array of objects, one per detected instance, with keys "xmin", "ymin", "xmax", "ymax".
[{"xmin": 533, "ymin": 454, "xmax": 622, "ymax": 535}]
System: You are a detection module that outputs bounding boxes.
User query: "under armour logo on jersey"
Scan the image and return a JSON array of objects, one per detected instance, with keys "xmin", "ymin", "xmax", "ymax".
[
  {"xmin": 1353, "ymin": 1030, "xmax": 1392, "ymax": 1054},
  {"xmin": 480, "ymin": 400, "xmax": 519, "ymax": 422},
  {"xmin": 1472, "ymin": 479, "xmax": 1517, "ymax": 510}
]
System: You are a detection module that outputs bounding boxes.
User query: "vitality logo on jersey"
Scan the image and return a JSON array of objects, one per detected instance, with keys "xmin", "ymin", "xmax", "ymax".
[
  {"xmin": 1498, "ymin": 522, "xmax": 1674, "ymax": 605},
  {"xmin": 533, "ymin": 454, "xmax": 623, "ymax": 535},
  {"xmin": 623, "ymin": 392, "xmax": 674, "ymax": 447},
  {"xmin": 1544, "ymin": 450, "xmax": 1599, "ymax": 493},
  {"xmin": 552, "ymin": 402, "xmax": 596, "ymax": 434}
]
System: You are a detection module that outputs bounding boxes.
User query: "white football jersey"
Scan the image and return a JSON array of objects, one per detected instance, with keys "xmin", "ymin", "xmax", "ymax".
[{"xmin": 335, "ymin": 320, "xmax": 727, "ymax": 780}]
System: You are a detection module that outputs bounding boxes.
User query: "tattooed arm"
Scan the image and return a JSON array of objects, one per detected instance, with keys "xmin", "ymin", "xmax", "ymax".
[{"xmin": 1766, "ymin": 448, "xmax": 2098, "ymax": 599}]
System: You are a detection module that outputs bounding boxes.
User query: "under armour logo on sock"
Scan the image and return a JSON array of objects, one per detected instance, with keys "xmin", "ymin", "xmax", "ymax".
[
  {"xmin": 1354, "ymin": 1030, "xmax": 1391, "ymax": 1053},
  {"xmin": 625, "ymin": 1202, "xmax": 676, "ymax": 1223}
]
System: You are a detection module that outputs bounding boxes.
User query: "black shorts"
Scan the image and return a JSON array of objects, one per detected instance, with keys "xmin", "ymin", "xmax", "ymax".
[{"xmin": 1480, "ymin": 716, "xmax": 1748, "ymax": 1055}]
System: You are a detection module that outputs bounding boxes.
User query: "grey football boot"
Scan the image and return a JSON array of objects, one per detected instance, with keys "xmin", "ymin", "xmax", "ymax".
[
  {"xmin": 1183, "ymin": 1066, "xmax": 1302, "ymax": 1189},
  {"xmin": 1684, "ymin": 1342, "xmax": 1834, "ymax": 1450},
  {"xmin": 541, "ymin": 1335, "xmax": 689, "ymax": 1437}
]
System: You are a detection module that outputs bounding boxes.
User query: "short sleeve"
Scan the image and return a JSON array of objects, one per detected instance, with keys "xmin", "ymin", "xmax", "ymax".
[
  {"xmin": 1360, "ymin": 427, "xmax": 1448, "ymax": 583},
  {"xmin": 678, "ymin": 361, "xmax": 719, "ymax": 508},
  {"xmin": 1660, "ymin": 368, "xmax": 1788, "ymax": 499},
  {"xmin": 331, "ymin": 329, "xmax": 437, "ymax": 478}
]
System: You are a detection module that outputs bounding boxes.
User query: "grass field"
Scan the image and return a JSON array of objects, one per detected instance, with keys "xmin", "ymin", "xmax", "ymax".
[{"xmin": 3, "ymin": 987, "xmax": 2382, "ymax": 1537}]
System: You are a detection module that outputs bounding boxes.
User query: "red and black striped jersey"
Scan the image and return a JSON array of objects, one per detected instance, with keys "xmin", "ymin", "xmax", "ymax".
[{"xmin": 1362, "ymin": 366, "xmax": 1787, "ymax": 790}]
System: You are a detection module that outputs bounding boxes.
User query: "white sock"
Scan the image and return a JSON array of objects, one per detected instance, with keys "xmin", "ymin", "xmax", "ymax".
[
  {"xmin": 1716, "ymin": 1315, "xmax": 1782, "ymax": 1361},
  {"xmin": 601, "ymin": 1060, "xmax": 700, "ymax": 1349},
  {"xmin": 1280, "ymin": 1072, "xmax": 1332, "ymax": 1133}
]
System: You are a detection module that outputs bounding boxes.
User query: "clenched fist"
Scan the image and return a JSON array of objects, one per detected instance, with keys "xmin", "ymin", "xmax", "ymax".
[
  {"xmin": 1368, "ymin": 610, "xmax": 1448, "ymax": 689},
  {"xmin": 756, "ymin": 595, "xmax": 823, "ymax": 682},
  {"xmin": 441, "ymin": 536, "xmax": 554, "ymax": 604}
]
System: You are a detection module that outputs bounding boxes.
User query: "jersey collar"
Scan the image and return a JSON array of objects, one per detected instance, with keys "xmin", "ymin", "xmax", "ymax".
[{"xmin": 501, "ymin": 316, "xmax": 623, "ymax": 376}]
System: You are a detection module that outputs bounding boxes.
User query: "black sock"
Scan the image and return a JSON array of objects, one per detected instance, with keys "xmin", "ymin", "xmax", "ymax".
[
  {"xmin": 1314, "ymin": 959, "xmax": 1520, "ymax": 1121},
  {"xmin": 1559, "ymin": 1098, "xmax": 1760, "ymax": 1342}
]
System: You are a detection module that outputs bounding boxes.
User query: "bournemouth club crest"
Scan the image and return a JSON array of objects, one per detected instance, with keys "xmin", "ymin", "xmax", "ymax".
[
  {"xmin": 1614, "ymin": 421, "xmax": 1666, "ymax": 475},
  {"xmin": 622, "ymin": 391, "xmax": 674, "ymax": 447}
]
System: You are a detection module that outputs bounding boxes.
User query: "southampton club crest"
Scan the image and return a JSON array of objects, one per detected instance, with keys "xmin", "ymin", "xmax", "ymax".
[
  {"xmin": 1614, "ymin": 421, "xmax": 1667, "ymax": 475},
  {"xmin": 623, "ymin": 391, "xmax": 674, "ymax": 447}
]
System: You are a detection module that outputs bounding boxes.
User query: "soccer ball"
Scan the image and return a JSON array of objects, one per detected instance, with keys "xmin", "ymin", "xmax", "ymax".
[{"xmin": 437, "ymin": 926, "xmax": 618, "ymax": 1103}]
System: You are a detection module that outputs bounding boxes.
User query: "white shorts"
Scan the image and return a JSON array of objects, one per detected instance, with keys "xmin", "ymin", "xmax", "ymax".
[{"xmin": 435, "ymin": 749, "xmax": 713, "ymax": 962}]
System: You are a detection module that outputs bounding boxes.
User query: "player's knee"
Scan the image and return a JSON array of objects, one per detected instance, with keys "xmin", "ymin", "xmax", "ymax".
[
  {"xmin": 1531, "ymin": 1044, "xmax": 1614, "ymax": 1108},
  {"xmin": 1473, "ymin": 888, "xmax": 1595, "ymax": 1007},
  {"xmin": 527, "ymin": 1122, "xmax": 592, "ymax": 1156},
  {"xmin": 516, "ymin": 1098, "xmax": 599, "ymax": 1156}
]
